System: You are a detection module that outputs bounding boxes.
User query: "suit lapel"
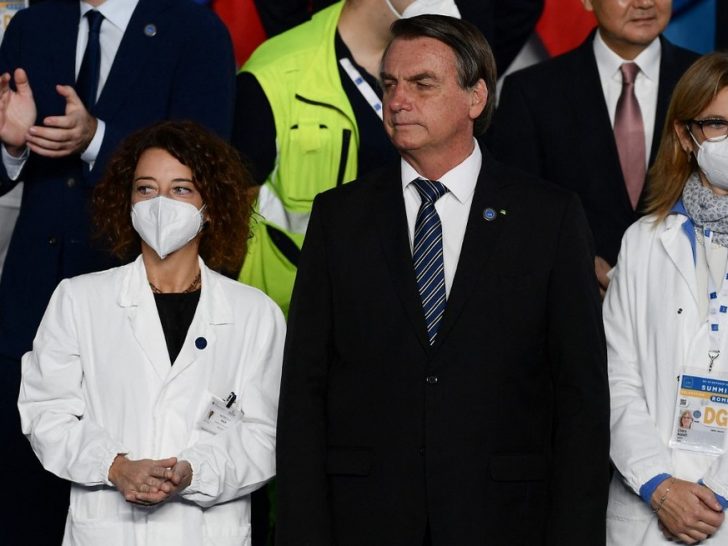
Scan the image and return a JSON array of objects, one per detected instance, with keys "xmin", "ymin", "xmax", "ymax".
[
  {"xmin": 50, "ymin": 1, "xmax": 79, "ymax": 88},
  {"xmin": 373, "ymin": 166, "xmax": 431, "ymax": 352},
  {"xmin": 93, "ymin": 0, "xmax": 164, "ymax": 119},
  {"xmin": 435, "ymin": 155, "xmax": 508, "ymax": 345}
]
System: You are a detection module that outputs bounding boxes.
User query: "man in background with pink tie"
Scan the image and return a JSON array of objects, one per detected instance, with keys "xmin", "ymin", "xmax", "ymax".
[{"xmin": 491, "ymin": 0, "xmax": 698, "ymax": 295}]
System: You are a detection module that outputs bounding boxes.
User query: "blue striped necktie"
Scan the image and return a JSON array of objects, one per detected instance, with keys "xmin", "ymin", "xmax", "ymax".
[
  {"xmin": 76, "ymin": 10, "xmax": 104, "ymax": 108},
  {"xmin": 412, "ymin": 178, "xmax": 448, "ymax": 345}
]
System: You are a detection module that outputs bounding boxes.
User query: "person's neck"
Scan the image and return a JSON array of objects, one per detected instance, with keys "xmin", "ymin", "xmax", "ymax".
[
  {"xmin": 338, "ymin": 1, "xmax": 398, "ymax": 77},
  {"xmin": 402, "ymin": 139, "xmax": 475, "ymax": 181},
  {"xmin": 142, "ymin": 242, "xmax": 201, "ymax": 293},
  {"xmin": 85, "ymin": 0, "xmax": 106, "ymax": 8},
  {"xmin": 599, "ymin": 29, "xmax": 650, "ymax": 61}
]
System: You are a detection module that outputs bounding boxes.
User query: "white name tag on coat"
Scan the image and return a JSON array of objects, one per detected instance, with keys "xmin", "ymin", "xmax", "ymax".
[
  {"xmin": 199, "ymin": 395, "xmax": 242, "ymax": 434},
  {"xmin": 669, "ymin": 371, "xmax": 728, "ymax": 455}
]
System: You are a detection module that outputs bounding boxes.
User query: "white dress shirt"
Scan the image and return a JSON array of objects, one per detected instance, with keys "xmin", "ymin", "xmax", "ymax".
[
  {"xmin": 401, "ymin": 139, "xmax": 482, "ymax": 297},
  {"xmin": 593, "ymin": 30, "xmax": 661, "ymax": 169},
  {"xmin": 2, "ymin": 0, "xmax": 139, "ymax": 176}
]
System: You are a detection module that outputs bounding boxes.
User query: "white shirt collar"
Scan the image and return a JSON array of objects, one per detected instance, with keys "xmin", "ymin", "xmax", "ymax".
[
  {"xmin": 593, "ymin": 30, "xmax": 661, "ymax": 83},
  {"xmin": 401, "ymin": 139, "xmax": 482, "ymax": 204},
  {"xmin": 80, "ymin": 0, "xmax": 138, "ymax": 32}
]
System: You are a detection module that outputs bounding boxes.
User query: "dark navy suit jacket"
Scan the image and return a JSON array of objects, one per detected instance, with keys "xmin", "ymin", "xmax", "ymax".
[
  {"xmin": 0, "ymin": 0, "xmax": 235, "ymax": 360},
  {"xmin": 490, "ymin": 34, "xmax": 698, "ymax": 265}
]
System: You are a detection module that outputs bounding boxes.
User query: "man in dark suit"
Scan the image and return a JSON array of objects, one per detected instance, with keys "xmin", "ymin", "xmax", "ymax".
[
  {"xmin": 276, "ymin": 14, "xmax": 609, "ymax": 546},
  {"xmin": 491, "ymin": 0, "xmax": 698, "ymax": 293},
  {"xmin": 0, "ymin": 1, "xmax": 234, "ymax": 543}
]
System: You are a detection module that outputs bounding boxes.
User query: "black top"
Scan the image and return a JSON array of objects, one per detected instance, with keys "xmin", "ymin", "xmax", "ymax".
[
  {"xmin": 153, "ymin": 290, "xmax": 201, "ymax": 365},
  {"xmin": 232, "ymin": 30, "xmax": 398, "ymax": 185}
]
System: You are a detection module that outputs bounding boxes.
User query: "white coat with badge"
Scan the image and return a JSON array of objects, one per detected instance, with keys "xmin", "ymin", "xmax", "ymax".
[
  {"xmin": 605, "ymin": 212, "xmax": 728, "ymax": 545},
  {"xmin": 18, "ymin": 256, "xmax": 285, "ymax": 546}
]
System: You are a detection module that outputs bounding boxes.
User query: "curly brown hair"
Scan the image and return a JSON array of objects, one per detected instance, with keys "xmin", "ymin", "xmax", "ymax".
[{"xmin": 93, "ymin": 120, "xmax": 253, "ymax": 275}]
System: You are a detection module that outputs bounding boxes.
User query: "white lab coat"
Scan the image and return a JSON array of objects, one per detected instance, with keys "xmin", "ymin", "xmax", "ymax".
[
  {"xmin": 18, "ymin": 256, "xmax": 285, "ymax": 546},
  {"xmin": 605, "ymin": 213, "xmax": 728, "ymax": 545}
]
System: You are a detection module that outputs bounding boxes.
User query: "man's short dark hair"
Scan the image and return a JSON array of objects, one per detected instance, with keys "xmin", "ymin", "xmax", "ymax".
[{"xmin": 387, "ymin": 14, "xmax": 497, "ymax": 135}]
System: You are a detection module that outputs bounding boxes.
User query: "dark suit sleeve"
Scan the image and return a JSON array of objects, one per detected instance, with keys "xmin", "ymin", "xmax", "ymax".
[
  {"xmin": 0, "ymin": 9, "xmax": 26, "ymax": 196},
  {"xmin": 488, "ymin": 73, "xmax": 542, "ymax": 177},
  {"xmin": 276, "ymin": 195, "xmax": 335, "ymax": 546},
  {"xmin": 545, "ymin": 193, "xmax": 610, "ymax": 544},
  {"xmin": 232, "ymin": 72, "xmax": 276, "ymax": 185}
]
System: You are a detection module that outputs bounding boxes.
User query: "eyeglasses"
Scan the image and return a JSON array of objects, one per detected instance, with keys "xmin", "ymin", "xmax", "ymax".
[{"xmin": 686, "ymin": 118, "xmax": 728, "ymax": 142}]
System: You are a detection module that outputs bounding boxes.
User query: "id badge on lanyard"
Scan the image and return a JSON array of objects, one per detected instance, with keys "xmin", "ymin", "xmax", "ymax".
[{"xmin": 669, "ymin": 227, "xmax": 728, "ymax": 454}]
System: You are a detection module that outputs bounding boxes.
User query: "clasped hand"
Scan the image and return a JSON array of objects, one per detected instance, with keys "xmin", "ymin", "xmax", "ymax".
[
  {"xmin": 108, "ymin": 454, "xmax": 193, "ymax": 506},
  {"xmin": 653, "ymin": 478, "xmax": 725, "ymax": 544},
  {"xmin": 0, "ymin": 67, "xmax": 96, "ymax": 158}
]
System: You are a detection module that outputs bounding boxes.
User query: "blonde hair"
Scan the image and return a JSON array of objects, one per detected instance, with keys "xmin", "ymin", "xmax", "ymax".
[{"xmin": 646, "ymin": 52, "xmax": 728, "ymax": 220}]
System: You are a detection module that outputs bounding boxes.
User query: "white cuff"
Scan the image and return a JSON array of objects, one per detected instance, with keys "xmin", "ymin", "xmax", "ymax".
[
  {"xmin": 2, "ymin": 145, "xmax": 29, "ymax": 180},
  {"xmin": 80, "ymin": 118, "xmax": 105, "ymax": 169}
]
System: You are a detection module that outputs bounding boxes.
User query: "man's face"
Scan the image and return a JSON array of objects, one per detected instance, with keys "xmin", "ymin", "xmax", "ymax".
[
  {"xmin": 583, "ymin": 0, "xmax": 671, "ymax": 59},
  {"xmin": 381, "ymin": 36, "xmax": 485, "ymax": 165}
]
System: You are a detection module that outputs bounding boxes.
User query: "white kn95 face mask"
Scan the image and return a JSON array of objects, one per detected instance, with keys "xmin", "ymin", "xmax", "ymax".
[
  {"xmin": 131, "ymin": 196, "xmax": 205, "ymax": 259},
  {"xmin": 691, "ymin": 132, "xmax": 728, "ymax": 191},
  {"xmin": 384, "ymin": 0, "xmax": 461, "ymax": 19}
]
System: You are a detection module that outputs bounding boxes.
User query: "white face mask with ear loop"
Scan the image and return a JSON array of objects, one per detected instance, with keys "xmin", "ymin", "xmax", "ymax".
[
  {"xmin": 689, "ymin": 130, "xmax": 728, "ymax": 191},
  {"xmin": 384, "ymin": 0, "xmax": 461, "ymax": 19},
  {"xmin": 131, "ymin": 196, "xmax": 206, "ymax": 260}
]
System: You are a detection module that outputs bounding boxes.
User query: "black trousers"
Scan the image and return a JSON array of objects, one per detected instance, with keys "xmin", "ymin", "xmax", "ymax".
[{"xmin": 1, "ymin": 354, "xmax": 68, "ymax": 545}]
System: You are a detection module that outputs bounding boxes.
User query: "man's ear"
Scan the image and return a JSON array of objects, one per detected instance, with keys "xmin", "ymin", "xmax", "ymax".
[{"xmin": 469, "ymin": 78, "xmax": 487, "ymax": 120}]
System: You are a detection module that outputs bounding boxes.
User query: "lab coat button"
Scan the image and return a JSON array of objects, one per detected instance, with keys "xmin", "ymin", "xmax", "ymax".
[{"xmin": 195, "ymin": 337, "xmax": 207, "ymax": 349}]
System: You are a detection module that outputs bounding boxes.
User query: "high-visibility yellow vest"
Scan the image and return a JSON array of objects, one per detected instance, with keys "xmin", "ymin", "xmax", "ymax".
[{"xmin": 239, "ymin": 1, "xmax": 359, "ymax": 316}]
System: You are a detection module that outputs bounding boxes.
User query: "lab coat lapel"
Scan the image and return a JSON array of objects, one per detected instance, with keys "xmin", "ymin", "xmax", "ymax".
[
  {"xmin": 167, "ymin": 261, "xmax": 233, "ymax": 381},
  {"xmin": 660, "ymin": 215, "xmax": 699, "ymax": 308},
  {"xmin": 118, "ymin": 256, "xmax": 171, "ymax": 380}
]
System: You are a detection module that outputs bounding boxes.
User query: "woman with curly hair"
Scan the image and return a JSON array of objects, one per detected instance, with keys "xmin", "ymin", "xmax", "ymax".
[{"xmin": 18, "ymin": 120, "xmax": 285, "ymax": 546}]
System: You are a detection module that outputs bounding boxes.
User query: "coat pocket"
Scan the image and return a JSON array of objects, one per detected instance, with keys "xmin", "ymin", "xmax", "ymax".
[{"xmin": 65, "ymin": 514, "xmax": 127, "ymax": 546}]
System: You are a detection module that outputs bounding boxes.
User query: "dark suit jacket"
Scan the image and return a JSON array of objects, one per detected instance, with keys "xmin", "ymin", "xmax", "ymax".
[
  {"xmin": 0, "ymin": 0, "xmax": 235, "ymax": 360},
  {"xmin": 490, "ymin": 34, "xmax": 698, "ymax": 265},
  {"xmin": 276, "ymin": 153, "xmax": 610, "ymax": 546}
]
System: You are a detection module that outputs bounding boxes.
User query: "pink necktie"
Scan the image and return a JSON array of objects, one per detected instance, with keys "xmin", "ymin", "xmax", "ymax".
[{"xmin": 614, "ymin": 63, "xmax": 646, "ymax": 210}]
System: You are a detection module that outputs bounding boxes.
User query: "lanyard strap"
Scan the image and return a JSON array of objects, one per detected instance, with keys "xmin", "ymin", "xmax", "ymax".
[
  {"xmin": 339, "ymin": 57, "xmax": 383, "ymax": 120},
  {"xmin": 704, "ymin": 227, "xmax": 728, "ymax": 371}
]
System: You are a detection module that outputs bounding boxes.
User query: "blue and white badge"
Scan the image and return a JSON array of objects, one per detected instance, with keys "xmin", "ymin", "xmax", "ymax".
[{"xmin": 670, "ymin": 371, "xmax": 728, "ymax": 455}]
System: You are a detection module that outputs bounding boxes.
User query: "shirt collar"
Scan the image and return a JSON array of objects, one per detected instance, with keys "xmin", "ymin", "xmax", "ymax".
[
  {"xmin": 401, "ymin": 139, "xmax": 482, "ymax": 204},
  {"xmin": 593, "ymin": 30, "xmax": 661, "ymax": 83},
  {"xmin": 80, "ymin": 0, "xmax": 138, "ymax": 32}
]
